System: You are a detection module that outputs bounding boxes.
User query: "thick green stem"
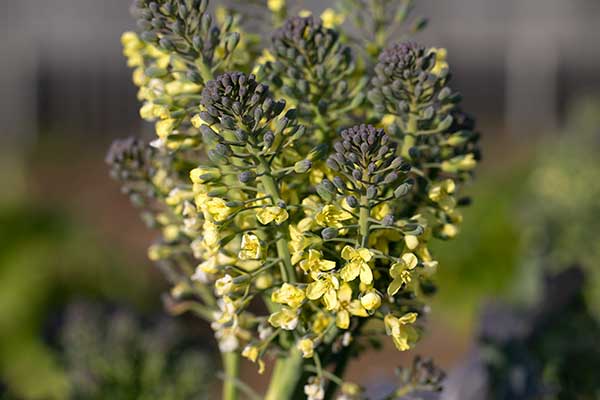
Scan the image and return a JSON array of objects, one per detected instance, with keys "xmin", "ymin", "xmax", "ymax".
[
  {"xmin": 264, "ymin": 349, "xmax": 304, "ymax": 400},
  {"xmin": 359, "ymin": 195, "xmax": 370, "ymax": 247},
  {"xmin": 222, "ymin": 352, "xmax": 240, "ymax": 400}
]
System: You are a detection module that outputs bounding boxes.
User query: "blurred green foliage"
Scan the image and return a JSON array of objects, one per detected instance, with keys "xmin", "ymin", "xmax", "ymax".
[
  {"xmin": 432, "ymin": 97, "xmax": 600, "ymax": 329},
  {"xmin": 525, "ymin": 98, "xmax": 600, "ymax": 317},
  {"xmin": 60, "ymin": 302, "xmax": 212, "ymax": 400},
  {"xmin": 0, "ymin": 158, "xmax": 158, "ymax": 399},
  {"xmin": 431, "ymin": 166, "xmax": 528, "ymax": 328}
]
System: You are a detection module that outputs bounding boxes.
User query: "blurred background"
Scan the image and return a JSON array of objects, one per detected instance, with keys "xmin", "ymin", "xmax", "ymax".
[{"xmin": 1, "ymin": 0, "xmax": 599, "ymax": 399}]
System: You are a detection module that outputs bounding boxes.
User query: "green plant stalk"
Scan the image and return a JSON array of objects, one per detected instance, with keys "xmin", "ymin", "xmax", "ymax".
[
  {"xmin": 257, "ymin": 157, "xmax": 304, "ymax": 399},
  {"xmin": 258, "ymin": 160, "xmax": 296, "ymax": 283},
  {"xmin": 222, "ymin": 351, "xmax": 240, "ymax": 400},
  {"xmin": 360, "ymin": 196, "xmax": 370, "ymax": 247},
  {"xmin": 401, "ymin": 103, "xmax": 418, "ymax": 158},
  {"xmin": 264, "ymin": 348, "xmax": 305, "ymax": 400}
]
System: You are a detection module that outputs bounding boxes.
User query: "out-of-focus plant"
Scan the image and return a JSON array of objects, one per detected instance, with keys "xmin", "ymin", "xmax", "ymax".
[
  {"xmin": 388, "ymin": 356, "xmax": 445, "ymax": 400},
  {"xmin": 60, "ymin": 302, "xmax": 212, "ymax": 400},
  {"xmin": 526, "ymin": 98, "xmax": 600, "ymax": 317},
  {"xmin": 337, "ymin": 0, "xmax": 428, "ymax": 61},
  {"xmin": 443, "ymin": 267, "xmax": 600, "ymax": 400},
  {"xmin": 430, "ymin": 168, "xmax": 525, "ymax": 327},
  {"xmin": 0, "ymin": 151, "xmax": 158, "ymax": 400},
  {"xmin": 109, "ymin": 0, "xmax": 481, "ymax": 398},
  {"xmin": 0, "ymin": 202, "xmax": 156, "ymax": 400}
]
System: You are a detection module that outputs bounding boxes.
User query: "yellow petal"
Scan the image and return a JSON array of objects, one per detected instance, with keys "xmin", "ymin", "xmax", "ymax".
[
  {"xmin": 359, "ymin": 264, "xmax": 373, "ymax": 285},
  {"xmin": 357, "ymin": 248, "xmax": 372, "ymax": 262},
  {"xmin": 360, "ymin": 291, "xmax": 381, "ymax": 311},
  {"xmin": 323, "ymin": 288, "xmax": 338, "ymax": 310},
  {"xmin": 155, "ymin": 118, "xmax": 176, "ymax": 139},
  {"xmin": 402, "ymin": 253, "xmax": 418, "ymax": 270},
  {"xmin": 348, "ymin": 300, "xmax": 369, "ymax": 317},
  {"xmin": 336, "ymin": 310, "xmax": 350, "ymax": 329},
  {"xmin": 341, "ymin": 245, "xmax": 355, "ymax": 260},
  {"xmin": 405, "ymin": 235, "xmax": 419, "ymax": 250},
  {"xmin": 388, "ymin": 278, "xmax": 403, "ymax": 296},
  {"xmin": 306, "ymin": 281, "xmax": 327, "ymax": 300},
  {"xmin": 399, "ymin": 312, "xmax": 418, "ymax": 325},
  {"xmin": 319, "ymin": 259, "xmax": 336, "ymax": 271},
  {"xmin": 337, "ymin": 283, "xmax": 353, "ymax": 303},
  {"xmin": 340, "ymin": 263, "xmax": 360, "ymax": 282}
]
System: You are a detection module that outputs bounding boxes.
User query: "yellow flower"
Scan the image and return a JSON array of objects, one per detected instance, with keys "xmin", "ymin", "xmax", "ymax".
[
  {"xmin": 299, "ymin": 9, "xmax": 312, "ymax": 17},
  {"xmin": 360, "ymin": 291, "xmax": 382, "ymax": 311},
  {"xmin": 306, "ymin": 273, "xmax": 340, "ymax": 310},
  {"xmin": 340, "ymin": 382, "xmax": 362, "ymax": 396},
  {"xmin": 405, "ymin": 235, "xmax": 419, "ymax": 250},
  {"xmin": 429, "ymin": 47, "xmax": 448, "ymax": 76},
  {"xmin": 202, "ymin": 221, "xmax": 221, "ymax": 251},
  {"xmin": 170, "ymin": 81, "xmax": 200, "ymax": 96},
  {"xmin": 239, "ymin": 233, "xmax": 263, "ymax": 260},
  {"xmin": 384, "ymin": 313, "xmax": 419, "ymax": 351},
  {"xmin": 441, "ymin": 223, "xmax": 459, "ymax": 238},
  {"xmin": 242, "ymin": 345, "xmax": 258, "ymax": 361},
  {"xmin": 166, "ymin": 188, "xmax": 194, "ymax": 206},
  {"xmin": 387, "ymin": 253, "xmax": 419, "ymax": 296},
  {"xmin": 272, "ymin": 283, "xmax": 306, "ymax": 309},
  {"xmin": 133, "ymin": 69, "xmax": 149, "ymax": 88},
  {"xmin": 289, "ymin": 225, "xmax": 321, "ymax": 265},
  {"xmin": 441, "ymin": 153, "xmax": 477, "ymax": 173},
  {"xmin": 297, "ymin": 338, "xmax": 315, "ymax": 358},
  {"xmin": 320, "ymin": 8, "xmax": 345, "ymax": 28},
  {"xmin": 242, "ymin": 345, "xmax": 265, "ymax": 374},
  {"xmin": 369, "ymin": 228, "xmax": 402, "ymax": 254},
  {"xmin": 191, "ymin": 114, "xmax": 209, "ymax": 128},
  {"xmin": 309, "ymin": 164, "xmax": 326, "ymax": 186},
  {"xmin": 162, "ymin": 225, "xmax": 179, "ymax": 242},
  {"xmin": 257, "ymin": 206, "xmax": 289, "ymax": 225},
  {"xmin": 299, "ymin": 249, "xmax": 336, "ymax": 276},
  {"xmin": 381, "ymin": 114, "xmax": 396, "ymax": 127},
  {"xmin": 215, "ymin": 274, "xmax": 234, "ymax": 296},
  {"xmin": 256, "ymin": 49, "xmax": 275, "ymax": 64},
  {"xmin": 155, "ymin": 118, "xmax": 176, "ymax": 139},
  {"xmin": 371, "ymin": 202, "xmax": 391, "ymax": 221},
  {"xmin": 428, "ymin": 179, "xmax": 456, "ymax": 212},
  {"xmin": 312, "ymin": 312, "xmax": 332, "ymax": 335},
  {"xmin": 335, "ymin": 283, "xmax": 368, "ymax": 329},
  {"xmin": 267, "ymin": 0, "xmax": 285, "ymax": 13},
  {"xmin": 315, "ymin": 205, "xmax": 353, "ymax": 228},
  {"xmin": 213, "ymin": 296, "xmax": 237, "ymax": 325},
  {"xmin": 268, "ymin": 307, "xmax": 299, "ymax": 330},
  {"xmin": 190, "ymin": 166, "xmax": 221, "ymax": 184},
  {"xmin": 121, "ymin": 31, "xmax": 142, "ymax": 49},
  {"xmin": 206, "ymin": 198, "xmax": 233, "ymax": 222},
  {"xmin": 255, "ymin": 272, "xmax": 273, "ymax": 290},
  {"xmin": 340, "ymin": 246, "xmax": 374, "ymax": 285}
]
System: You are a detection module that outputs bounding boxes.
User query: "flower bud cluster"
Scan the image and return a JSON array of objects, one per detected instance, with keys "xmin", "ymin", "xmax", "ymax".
[
  {"xmin": 122, "ymin": 1, "xmax": 250, "ymax": 151},
  {"xmin": 325, "ymin": 124, "xmax": 411, "ymax": 201},
  {"xmin": 392, "ymin": 356, "xmax": 445, "ymax": 399},
  {"xmin": 106, "ymin": 137, "xmax": 156, "ymax": 207},
  {"xmin": 368, "ymin": 42, "xmax": 480, "ymax": 243},
  {"xmin": 133, "ymin": 0, "xmax": 239, "ymax": 67},
  {"xmin": 369, "ymin": 42, "xmax": 479, "ymax": 172},
  {"xmin": 258, "ymin": 16, "xmax": 365, "ymax": 136}
]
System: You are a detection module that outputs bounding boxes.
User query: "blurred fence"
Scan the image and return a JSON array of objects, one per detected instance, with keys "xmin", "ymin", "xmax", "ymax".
[{"xmin": 2, "ymin": 0, "xmax": 600, "ymax": 147}]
